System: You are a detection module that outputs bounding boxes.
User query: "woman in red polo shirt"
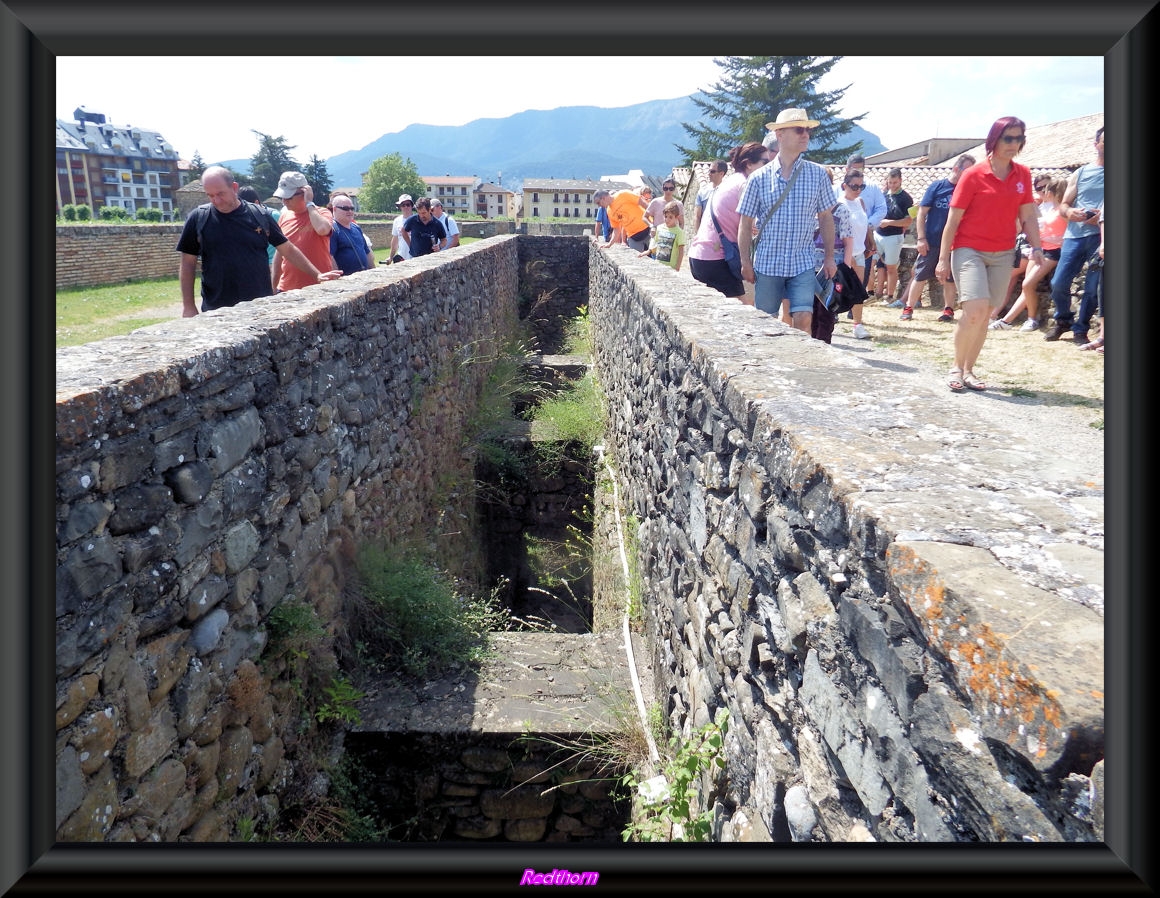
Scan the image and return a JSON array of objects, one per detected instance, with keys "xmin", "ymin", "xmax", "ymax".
[{"xmin": 935, "ymin": 116, "xmax": 1042, "ymax": 392}]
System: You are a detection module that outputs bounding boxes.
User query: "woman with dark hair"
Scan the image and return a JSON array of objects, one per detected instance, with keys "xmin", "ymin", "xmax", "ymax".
[
  {"xmin": 935, "ymin": 116, "xmax": 1042, "ymax": 392},
  {"xmin": 687, "ymin": 142, "xmax": 770, "ymax": 303}
]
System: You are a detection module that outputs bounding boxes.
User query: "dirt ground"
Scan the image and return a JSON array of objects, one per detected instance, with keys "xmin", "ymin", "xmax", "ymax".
[{"xmin": 674, "ymin": 265, "xmax": 1104, "ymax": 412}]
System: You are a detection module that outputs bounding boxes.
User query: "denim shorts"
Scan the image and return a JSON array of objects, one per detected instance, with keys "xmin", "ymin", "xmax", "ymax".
[{"xmin": 754, "ymin": 268, "xmax": 815, "ymax": 316}]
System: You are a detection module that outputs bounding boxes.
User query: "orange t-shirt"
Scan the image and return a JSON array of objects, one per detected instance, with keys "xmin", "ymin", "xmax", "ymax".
[
  {"xmin": 609, "ymin": 191, "xmax": 649, "ymax": 239},
  {"xmin": 276, "ymin": 208, "xmax": 335, "ymax": 292}
]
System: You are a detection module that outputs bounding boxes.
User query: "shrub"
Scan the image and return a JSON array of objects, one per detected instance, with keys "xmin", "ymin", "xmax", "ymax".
[
  {"xmin": 99, "ymin": 205, "xmax": 131, "ymax": 221},
  {"xmin": 75, "ymin": 204, "xmax": 92, "ymax": 221},
  {"xmin": 135, "ymin": 207, "xmax": 163, "ymax": 222},
  {"xmin": 60, "ymin": 204, "xmax": 77, "ymax": 221}
]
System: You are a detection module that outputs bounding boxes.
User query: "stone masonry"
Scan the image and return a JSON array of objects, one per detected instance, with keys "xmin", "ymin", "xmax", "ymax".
[
  {"xmin": 588, "ymin": 242, "xmax": 1103, "ymax": 842},
  {"xmin": 54, "ymin": 233, "xmax": 1102, "ymax": 844}
]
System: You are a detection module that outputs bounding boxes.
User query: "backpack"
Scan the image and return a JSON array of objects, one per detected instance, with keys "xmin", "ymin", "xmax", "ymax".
[{"xmin": 194, "ymin": 201, "xmax": 271, "ymax": 251}]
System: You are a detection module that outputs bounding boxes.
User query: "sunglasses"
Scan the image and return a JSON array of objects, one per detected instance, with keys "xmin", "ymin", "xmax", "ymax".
[
  {"xmin": 1000, "ymin": 134, "xmax": 1026, "ymax": 144},
  {"xmin": 399, "ymin": 202, "xmax": 413, "ymax": 207},
  {"xmin": 333, "ymin": 205, "xmax": 354, "ymax": 211},
  {"xmin": 288, "ymin": 190, "xmax": 305, "ymax": 199},
  {"xmin": 846, "ymin": 183, "xmax": 865, "ymax": 190},
  {"xmin": 785, "ymin": 126, "xmax": 810, "ymax": 136},
  {"xmin": 1034, "ymin": 183, "xmax": 1049, "ymax": 191}
]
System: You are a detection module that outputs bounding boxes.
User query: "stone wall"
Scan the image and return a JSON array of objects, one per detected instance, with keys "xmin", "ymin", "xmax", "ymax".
[
  {"xmin": 587, "ymin": 244, "xmax": 1104, "ymax": 843},
  {"xmin": 55, "ymin": 220, "xmax": 519, "ymax": 292},
  {"xmin": 56, "ymin": 224, "xmax": 186, "ymax": 289},
  {"xmin": 54, "ymin": 239, "xmax": 524, "ymax": 841},
  {"xmin": 343, "ymin": 733, "xmax": 625, "ymax": 841},
  {"xmin": 54, "ymin": 233, "xmax": 1104, "ymax": 844}
]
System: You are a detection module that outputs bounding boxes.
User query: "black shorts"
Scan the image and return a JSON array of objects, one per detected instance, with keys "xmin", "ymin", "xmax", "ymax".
[
  {"xmin": 912, "ymin": 251, "xmax": 952, "ymax": 283},
  {"xmin": 690, "ymin": 257, "xmax": 745, "ymax": 298}
]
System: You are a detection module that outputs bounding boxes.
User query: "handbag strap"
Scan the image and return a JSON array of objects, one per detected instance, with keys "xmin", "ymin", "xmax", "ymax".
[{"xmin": 754, "ymin": 162, "xmax": 802, "ymax": 246}]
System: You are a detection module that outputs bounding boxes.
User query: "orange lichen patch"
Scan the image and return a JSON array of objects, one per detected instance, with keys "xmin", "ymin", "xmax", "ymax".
[
  {"xmin": 932, "ymin": 619, "xmax": 1066, "ymax": 750},
  {"xmin": 1090, "ymin": 691, "xmax": 1104, "ymax": 700}
]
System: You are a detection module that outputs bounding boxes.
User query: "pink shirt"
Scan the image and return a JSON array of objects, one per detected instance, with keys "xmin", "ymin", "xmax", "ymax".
[{"xmin": 689, "ymin": 172, "xmax": 746, "ymax": 261}]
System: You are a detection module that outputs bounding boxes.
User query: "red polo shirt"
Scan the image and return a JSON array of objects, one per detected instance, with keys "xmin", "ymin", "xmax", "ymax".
[{"xmin": 950, "ymin": 160, "xmax": 1034, "ymax": 252}]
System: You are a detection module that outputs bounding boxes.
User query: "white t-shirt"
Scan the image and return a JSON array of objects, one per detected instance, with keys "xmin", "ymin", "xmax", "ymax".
[
  {"xmin": 434, "ymin": 213, "xmax": 460, "ymax": 245},
  {"xmin": 392, "ymin": 215, "xmax": 413, "ymax": 260}
]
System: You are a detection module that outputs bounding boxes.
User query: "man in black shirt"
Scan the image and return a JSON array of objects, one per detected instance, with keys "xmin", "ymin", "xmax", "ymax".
[
  {"xmin": 401, "ymin": 198, "xmax": 447, "ymax": 258},
  {"xmin": 176, "ymin": 166, "xmax": 341, "ymax": 316}
]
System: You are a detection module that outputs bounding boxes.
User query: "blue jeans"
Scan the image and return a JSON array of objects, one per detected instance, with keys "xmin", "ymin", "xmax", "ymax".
[
  {"xmin": 1049, "ymin": 234, "xmax": 1101, "ymax": 334},
  {"xmin": 755, "ymin": 268, "xmax": 815, "ymax": 316}
]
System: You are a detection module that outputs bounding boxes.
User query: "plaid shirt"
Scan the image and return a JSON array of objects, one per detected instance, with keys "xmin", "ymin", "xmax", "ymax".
[{"xmin": 737, "ymin": 156, "xmax": 835, "ymax": 277}]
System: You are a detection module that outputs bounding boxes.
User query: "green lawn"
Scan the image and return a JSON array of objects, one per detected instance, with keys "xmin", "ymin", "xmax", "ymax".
[{"xmin": 56, "ymin": 238, "xmax": 485, "ymax": 349}]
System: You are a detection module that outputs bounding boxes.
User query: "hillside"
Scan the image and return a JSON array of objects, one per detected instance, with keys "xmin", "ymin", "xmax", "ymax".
[{"xmin": 321, "ymin": 94, "xmax": 885, "ymax": 190}]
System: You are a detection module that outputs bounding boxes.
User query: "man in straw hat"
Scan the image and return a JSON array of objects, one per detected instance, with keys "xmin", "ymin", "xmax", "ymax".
[{"xmin": 737, "ymin": 108, "xmax": 837, "ymax": 335}]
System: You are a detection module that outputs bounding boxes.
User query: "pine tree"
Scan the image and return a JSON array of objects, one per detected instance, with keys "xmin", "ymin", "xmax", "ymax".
[
  {"xmin": 678, "ymin": 56, "xmax": 865, "ymax": 165},
  {"xmin": 303, "ymin": 155, "xmax": 334, "ymax": 206},
  {"xmin": 249, "ymin": 131, "xmax": 301, "ymax": 199},
  {"xmin": 187, "ymin": 151, "xmax": 206, "ymax": 185}
]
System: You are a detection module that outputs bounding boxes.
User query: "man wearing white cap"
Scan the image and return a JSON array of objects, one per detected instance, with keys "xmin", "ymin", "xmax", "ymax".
[
  {"xmin": 389, "ymin": 194, "xmax": 415, "ymax": 264},
  {"xmin": 737, "ymin": 108, "xmax": 837, "ymax": 335},
  {"xmin": 271, "ymin": 171, "xmax": 336, "ymax": 293}
]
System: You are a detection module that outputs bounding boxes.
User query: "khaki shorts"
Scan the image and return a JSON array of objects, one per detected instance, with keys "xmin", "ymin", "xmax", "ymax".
[{"xmin": 951, "ymin": 247, "xmax": 1013, "ymax": 309}]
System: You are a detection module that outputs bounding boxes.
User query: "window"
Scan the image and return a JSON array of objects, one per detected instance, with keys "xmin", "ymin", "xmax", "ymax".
[
  {"xmin": 563, "ymin": 208, "xmax": 569, "ymax": 217},
  {"xmin": 533, "ymin": 207, "xmax": 539, "ymax": 217},
  {"xmin": 533, "ymin": 193, "xmax": 539, "ymax": 202},
  {"xmin": 553, "ymin": 208, "xmax": 559, "ymax": 217},
  {"xmin": 461, "ymin": 186, "xmax": 467, "ymax": 195},
  {"xmin": 573, "ymin": 194, "xmax": 580, "ymax": 203}
]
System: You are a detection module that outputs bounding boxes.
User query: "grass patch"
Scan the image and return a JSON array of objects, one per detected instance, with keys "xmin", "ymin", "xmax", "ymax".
[
  {"xmin": 56, "ymin": 277, "xmax": 182, "ymax": 348},
  {"xmin": 350, "ymin": 547, "xmax": 509, "ymax": 678}
]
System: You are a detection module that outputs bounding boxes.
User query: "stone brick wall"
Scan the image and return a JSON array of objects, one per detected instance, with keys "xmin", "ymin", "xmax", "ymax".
[
  {"xmin": 53, "ymin": 233, "xmax": 1104, "ymax": 845},
  {"xmin": 56, "ymin": 225, "xmax": 186, "ymax": 290},
  {"xmin": 344, "ymin": 733, "xmax": 625, "ymax": 841},
  {"xmin": 55, "ymin": 220, "xmax": 518, "ymax": 291},
  {"xmin": 587, "ymin": 244, "xmax": 1104, "ymax": 843},
  {"xmin": 55, "ymin": 240, "xmax": 523, "ymax": 841}
]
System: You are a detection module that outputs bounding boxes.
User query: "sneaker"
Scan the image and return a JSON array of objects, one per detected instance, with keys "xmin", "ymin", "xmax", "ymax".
[
  {"xmin": 1020, "ymin": 318, "xmax": 1040, "ymax": 332},
  {"xmin": 886, "ymin": 299, "xmax": 904, "ymax": 308},
  {"xmin": 899, "ymin": 307, "xmax": 913, "ymax": 321},
  {"xmin": 937, "ymin": 309, "xmax": 955, "ymax": 323},
  {"xmin": 852, "ymin": 323, "xmax": 870, "ymax": 340},
  {"xmin": 1043, "ymin": 322, "xmax": 1067, "ymax": 341},
  {"xmin": 989, "ymin": 319, "xmax": 1012, "ymax": 330}
]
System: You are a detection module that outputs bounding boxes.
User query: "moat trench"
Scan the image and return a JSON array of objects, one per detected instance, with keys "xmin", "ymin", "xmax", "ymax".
[{"xmin": 338, "ymin": 352, "xmax": 639, "ymax": 843}]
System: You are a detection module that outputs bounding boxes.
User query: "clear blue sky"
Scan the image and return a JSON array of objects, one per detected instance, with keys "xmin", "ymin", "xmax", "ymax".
[{"xmin": 56, "ymin": 56, "xmax": 1103, "ymax": 164}]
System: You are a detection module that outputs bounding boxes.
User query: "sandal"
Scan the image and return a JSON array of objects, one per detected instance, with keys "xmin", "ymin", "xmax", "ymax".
[
  {"xmin": 948, "ymin": 368, "xmax": 965, "ymax": 392},
  {"xmin": 962, "ymin": 371, "xmax": 987, "ymax": 391},
  {"xmin": 1079, "ymin": 336, "xmax": 1105, "ymax": 351}
]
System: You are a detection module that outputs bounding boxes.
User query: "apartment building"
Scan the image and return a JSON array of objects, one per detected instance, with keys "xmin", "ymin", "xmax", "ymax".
[
  {"xmin": 56, "ymin": 107, "xmax": 182, "ymax": 219},
  {"xmin": 420, "ymin": 174, "xmax": 481, "ymax": 216},
  {"xmin": 474, "ymin": 182, "xmax": 517, "ymax": 219},
  {"xmin": 520, "ymin": 178, "xmax": 632, "ymax": 220}
]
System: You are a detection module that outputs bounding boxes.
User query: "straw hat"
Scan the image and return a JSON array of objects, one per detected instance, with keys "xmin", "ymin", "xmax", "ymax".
[{"xmin": 765, "ymin": 108, "xmax": 820, "ymax": 130}]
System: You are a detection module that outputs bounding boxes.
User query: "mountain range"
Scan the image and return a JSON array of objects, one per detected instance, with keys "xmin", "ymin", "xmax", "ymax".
[{"xmin": 225, "ymin": 94, "xmax": 887, "ymax": 192}]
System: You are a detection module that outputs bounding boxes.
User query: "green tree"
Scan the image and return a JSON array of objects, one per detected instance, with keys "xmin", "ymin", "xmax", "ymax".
[
  {"xmin": 187, "ymin": 151, "xmax": 206, "ymax": 184},
  {"xmin": 358, "ymin": 152, "xmax": 427, "ymax": 213},
  {"xmin": 303, "ymin": 155, "xmax": 334, "ymax": 206},
  {"xmin": 249, "ymin": 131, "xmax": 301, "ymax": 199},
  {"xmin": 678, "ymin": 56, "xmax": 865, "ymax": 165}
]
